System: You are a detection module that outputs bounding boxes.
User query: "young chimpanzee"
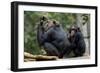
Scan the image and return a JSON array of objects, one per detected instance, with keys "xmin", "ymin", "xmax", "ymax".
[{"xmin": 68, "ymin": 26, "xmax": 86, "ymax": 57}]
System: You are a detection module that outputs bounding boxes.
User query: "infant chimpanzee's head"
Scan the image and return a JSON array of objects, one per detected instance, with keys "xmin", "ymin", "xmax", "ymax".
[{"xmin": 69, "ymin": 25, "xmax": 80, "ymax": 37}]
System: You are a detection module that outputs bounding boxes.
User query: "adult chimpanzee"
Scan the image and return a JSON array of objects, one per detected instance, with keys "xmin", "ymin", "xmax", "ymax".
[
  {"xmin": 37, "ymin": 16, "xmax": 71, "ymax": 58},
  {"xmin": 68, "ymin": 26, "xmax": 86, "ymax": 57}
]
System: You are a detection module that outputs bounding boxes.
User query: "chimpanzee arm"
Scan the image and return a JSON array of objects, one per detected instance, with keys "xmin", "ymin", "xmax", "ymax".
[
  {"xmin": 37, "ymin": 23, "xmax": 54, "ymax": 46},
  {"xmin": 37, "ymin": 21, "xmax": 45, "ymax": 46},
  {"xmin": 37, "ymin": 16, "xmax": 48, "ymax": 46}
]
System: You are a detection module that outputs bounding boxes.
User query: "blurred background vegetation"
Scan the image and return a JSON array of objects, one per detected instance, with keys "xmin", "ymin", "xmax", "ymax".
[{"xmin": 24, "ymin": 11, "xmax": 90, "ymax": 56}]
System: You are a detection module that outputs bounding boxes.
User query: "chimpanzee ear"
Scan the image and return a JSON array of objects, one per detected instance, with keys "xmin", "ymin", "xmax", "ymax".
[
  {"xmin": 53, "ymin": 20, "xmax": 56, "ymax": 24},
  {"xmin": 53, "ymin": 20, "xmax": 60, "ymax": 27},
  {"xmin": 40, "ymin": 16, "xmax": 47, "ymax": 21}
]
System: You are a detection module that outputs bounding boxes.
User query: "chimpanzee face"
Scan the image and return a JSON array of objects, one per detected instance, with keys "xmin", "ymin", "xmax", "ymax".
[
  {"xmin": 70, "ymin": 30, "xmax": 76, "ymax": 37},
  {"xmin": 40, "ymin": 16, "xmax": 50, "ymax": 31}
]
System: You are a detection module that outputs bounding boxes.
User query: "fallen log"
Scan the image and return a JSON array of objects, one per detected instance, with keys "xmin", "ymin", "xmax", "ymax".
[
  {"xmin": 24, "ymin": 59, "xmax": 36, "ymax": 62},
  {"xmin": 24, "ymin": 52, "xmax": 58, "ymax": 61}
]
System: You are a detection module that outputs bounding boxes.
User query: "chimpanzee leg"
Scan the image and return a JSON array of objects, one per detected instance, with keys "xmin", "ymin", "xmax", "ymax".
[
  {"xmin": 73, "ymin": 49, "xmax": 84, "ymax": 57},
  {"xmin": 60, "ymin": 42, "xmax": 75, "ymax": 58},
  {"xmin": 73, "ymin": 42, "xmax": 86, "ymax": 57},
  {"xmin": 43, "ymin": 42, "xmax": 60, "ymax": 57}
]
